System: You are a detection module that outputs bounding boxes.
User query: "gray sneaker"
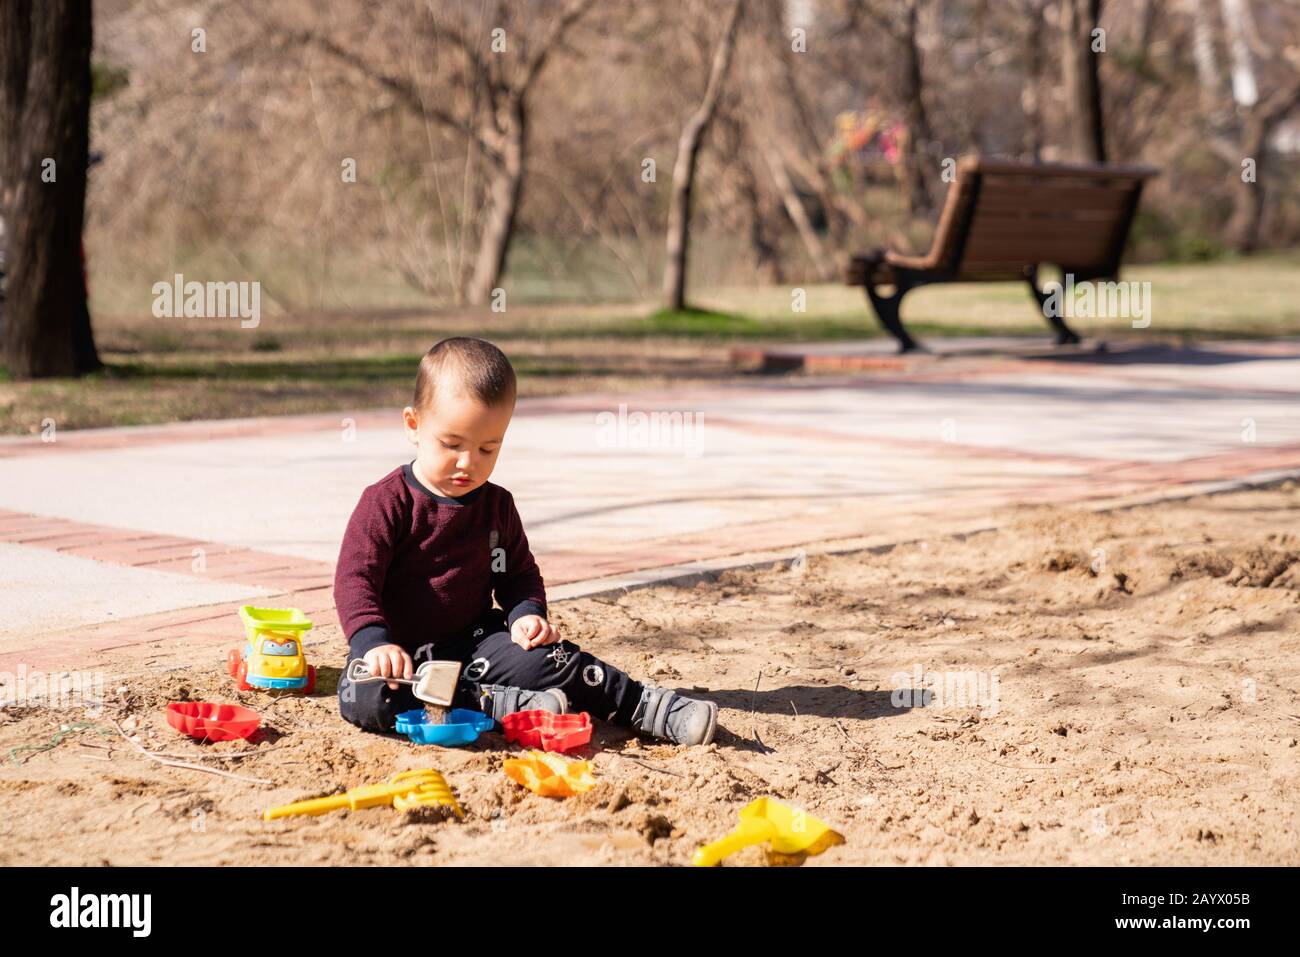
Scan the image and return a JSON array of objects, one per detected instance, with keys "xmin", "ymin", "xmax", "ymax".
[
  {"xmin": 631, "ymin": 685, "xmax": 718, "ymax": 746},
  {"xmin": 476, "ymin": 684, "xmax": 568, "ymax": 722}
]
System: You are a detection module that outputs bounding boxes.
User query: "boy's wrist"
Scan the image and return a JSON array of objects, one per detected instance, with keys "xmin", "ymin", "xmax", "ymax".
[
  {"xmin": 348, "ymin": 623, "xmax": 395, "ymax": 659},
  {"xmin": 505, "ymin": 600, "xmax": 546, "ymax": 629}
]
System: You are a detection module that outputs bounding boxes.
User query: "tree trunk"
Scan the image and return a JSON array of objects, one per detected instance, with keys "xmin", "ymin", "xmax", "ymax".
[
  {"xmin": 466, "ymin": 101, "xmax": 526, "ymax": 307},
  {"xmin": 739, "ymin": 162, "xmax": 783, "ymax": 285},
  {"xmin": 1226, "ymin": 113, "xmax": 1268, "ymax": 252},
  {"xmin": 1190, "ymin": 0, "xmax": 1224, "ymax": 112},
  {"xmin": 1021, "ymin": 1, "xmax": 1048, "ymax": 160},
  {"xmin": 759, "ymin": 0, "xmax": 863, "ymax": 249},
  {"xmin": 661, "ymin": 126, "xmax": 703, "ymax": 312},
  {"xmin": 1060, "ymin": 0, "xmax": 1107, "ymax": 162},
  {"xmin": 0, "ymin": 0, "xmax": 101, "ymax": 379},
  {"xmin": 764, "ymin": 149, "xmax": 831, "ymax": 281},
  {"xmin": 898, "ymin": 0, "xmax": 934, "ymax": 215},
  {"xmin": 717, "ymin": 114, "xmax": 784, "ymax": 285},
  {"xmin": 662, "ymin": 0, "xmax": 743, "ymax": 312},
  {"xmin": 1214, "ymin": 0, "xmax": 1300, "ymax": 253},
  {"xmin": 1220, "ymin": 0, "xmax": 1258, "ymax": 107},
  {"xmin": 1224, "ymin": 83, "xmax": 1300, "ymax": 253}
]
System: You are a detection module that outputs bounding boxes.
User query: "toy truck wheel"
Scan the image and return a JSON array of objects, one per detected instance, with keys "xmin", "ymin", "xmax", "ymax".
[
  {"xmin": 227, "ymin": 649, "xmax": 241, "ymax": 678},
  {"xmin": 235, "ymin": 660, "xmax": 251, "ymax": 691},
  {"xmin": 304, "ymin": 665, "xmax": 316, "ymax": 695}
]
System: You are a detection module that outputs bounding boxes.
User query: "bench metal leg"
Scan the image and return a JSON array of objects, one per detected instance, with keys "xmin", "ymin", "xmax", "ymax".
[
  {"xmin": 1024, "ymin": 272, "xmax": 1082, "ymax": 346},
  {"xmin": 864, "ymin": 281, "xmax": 924, "ymax": 353}
]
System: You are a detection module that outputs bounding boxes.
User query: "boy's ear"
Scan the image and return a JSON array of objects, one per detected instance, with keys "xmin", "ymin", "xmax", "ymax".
[{"xmin": 402, "ymin": 406, "xmax": 419, "ymax": 439}]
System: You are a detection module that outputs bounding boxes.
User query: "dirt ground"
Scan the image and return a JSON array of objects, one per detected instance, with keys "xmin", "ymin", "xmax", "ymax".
[{"xmin": 2, "ymin": 485, "xmax": 1298, "ymax": 866}]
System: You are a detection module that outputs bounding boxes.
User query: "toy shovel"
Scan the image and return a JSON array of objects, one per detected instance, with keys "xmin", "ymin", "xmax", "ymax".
[
  {"xmin": 346, "ymin": 659, "xmax": 460, "ymax": 707},
  {"xmin": 692, "ymin": 798, "xmax": 844, "ymax": 867}
]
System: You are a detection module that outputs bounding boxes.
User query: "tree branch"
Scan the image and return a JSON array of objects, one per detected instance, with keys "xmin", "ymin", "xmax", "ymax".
[
  {"xmin": 519, "ymin": 0, "xmax": 599, "ymax": 91},
  {"xmin": 305, "ymin": 31, "xmax": 470, "ymax": 136}
]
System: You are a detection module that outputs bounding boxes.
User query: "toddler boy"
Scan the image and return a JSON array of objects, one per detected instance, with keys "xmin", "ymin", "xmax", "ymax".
[{"xmin": 334, "ymin": 337, "xmax": 718, "ymax": 745}]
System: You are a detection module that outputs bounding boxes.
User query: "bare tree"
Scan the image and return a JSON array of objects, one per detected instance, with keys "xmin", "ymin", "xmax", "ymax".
[
  {"xmin": 662, "ymin": 0, "xmax": 744, "ymax": 311},
  {"xmin": 714, "ymin": 112, "xmax": 786, "ymax": 284},
  {"xmin": 1059, "ymin": 0, "xmax": 1107, "ymax": 162},
  {"xmin": 1189, "ymin": 0, "xmax": 1226, "ymax": 110},
  {"xmin": 1, "ymin": 0, "xmax": 101, "ymax": 379},
  {"xmin": 897, "ymin": 0, "xmax": 936, "ymax": 211},
  {"xmin": 852, "ymin": 0, "xmax": 937, "ymax": 215},
  {"xmin": 1216, "ymin": 0, "xmax": 1300, "ymax": 250},
  {"xmin": 1223, "ymin": 88, "xmax": 1300, "ymax": 251},
  {"xmin": 1197, "ymin": 0, "xmax": 1300, "ymax": 250},
  {"xmin": 279, "ymin": 0, "xmax": 595, "ymax": 306},
  {"xmin": 1019, "ymin": 0, "xmax": 1051, "ymax": 160},
  {"xmin": 743, "ymin": 0, "xmax": 851, "ymax": 276}
]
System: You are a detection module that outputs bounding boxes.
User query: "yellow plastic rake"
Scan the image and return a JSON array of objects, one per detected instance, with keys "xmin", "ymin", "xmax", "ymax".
[{"xmin": 262, "ymin": 769, "xmax": 464, "ymax": 821}]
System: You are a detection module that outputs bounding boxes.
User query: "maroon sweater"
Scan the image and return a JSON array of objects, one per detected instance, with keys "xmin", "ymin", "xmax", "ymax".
[{"xmin": 334, "ymin": 463, "xmax": 547, "ymax": 658}]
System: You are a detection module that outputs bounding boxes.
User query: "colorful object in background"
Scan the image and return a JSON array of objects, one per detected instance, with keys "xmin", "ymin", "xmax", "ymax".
[
  {"xmin": 501, "ymin": 709, "xmax": 592, "ymax": 753},
  {"xmin": 503, "ymin": 750, "xmax": 596, "ymax": 798},
  {"xmin": 229, "ymin": 605, "xmax": 315, "ymax": 693},
  {"xmin": 395, "ymin": 708, "xmax": 495, "ymax": 747},
  {"xmin": 692, "ymin": 798, "xmax": 844, "ymax": 867},
  {"xmin": 828, "ymin": 108, "xmax": 906, "ymax": 168},
  {"xmin": 166, "ymin": 702, "xmax": 261, "ymax": 742},
  {"xmin": 261, "ymin": 769, "xmax": 463, "ymax": 821}
]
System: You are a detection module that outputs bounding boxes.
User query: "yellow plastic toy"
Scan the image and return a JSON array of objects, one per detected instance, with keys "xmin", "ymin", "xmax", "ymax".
[
  {"xmin": 261, "ymin": 769, "xmax": 464, "ymax": 821},
  {"xmin": 229, "ymin": 606, "xmax": 315, "ymax": 693},
  {"xmin": 692, "ymin": 798, "xmax": 844, "ymax": 867},
  {"xmin": 503, "ymin": 750, "xmax": 596, "ymax": 798},
  {"xmin": 239, "ymin": 605, "xmax": 312, "ymax": 641}
]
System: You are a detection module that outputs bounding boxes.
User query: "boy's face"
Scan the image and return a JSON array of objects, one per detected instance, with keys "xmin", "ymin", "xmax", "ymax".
[{"xmin": 403, "ymin": 385, "xmax": 514, "ymax": 498}]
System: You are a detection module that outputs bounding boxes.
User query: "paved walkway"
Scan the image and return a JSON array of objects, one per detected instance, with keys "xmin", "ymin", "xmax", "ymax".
[{"xmin": 3, "ymin": 338, "xmax": 1299, "ymax": 671}]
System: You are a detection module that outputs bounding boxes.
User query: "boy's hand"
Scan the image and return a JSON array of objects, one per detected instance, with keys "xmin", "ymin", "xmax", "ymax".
[
  {"xmin": 511, "ymin": 615, "xmax": 558, "ymax": 650},
  {"xmin": 362, "ymin": 643, "xmax": 414, "ymax": 690}
]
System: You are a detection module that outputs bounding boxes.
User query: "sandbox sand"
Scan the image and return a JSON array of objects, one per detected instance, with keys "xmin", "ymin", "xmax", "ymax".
[{"xmin": 2, "ymin": 485, "xmax": 1298, "ymax": 866}]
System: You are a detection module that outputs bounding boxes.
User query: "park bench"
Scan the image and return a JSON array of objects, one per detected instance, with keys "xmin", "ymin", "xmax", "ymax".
[{"xmin": 845, "ymin": 156, "xmax": 1158, "ymax": 352}]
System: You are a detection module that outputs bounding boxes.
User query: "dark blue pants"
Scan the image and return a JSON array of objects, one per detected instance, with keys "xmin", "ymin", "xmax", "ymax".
[{"xmin": 337, "ymin": 608, "xmax": 643, "ymax": 734}]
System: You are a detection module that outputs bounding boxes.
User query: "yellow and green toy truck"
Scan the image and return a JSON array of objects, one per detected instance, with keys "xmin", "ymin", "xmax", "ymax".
[{"xmin": 228, "ymin": 606, "xmax": 316, "ymax": 694}]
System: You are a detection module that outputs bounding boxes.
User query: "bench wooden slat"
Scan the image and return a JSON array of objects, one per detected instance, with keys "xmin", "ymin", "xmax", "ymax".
[
  {"xmin": 962, "ymin": 252, "xmax": 1112, "ymax": 271},
  {"xmin": 970, "ymin": 207, "xmax": 1122, "ymax": 221},
  {"xmin": 976, "ymin": 184, "xmax": 1136, "ymax": 211},
  {"xmin": 967, "ymin": 157, "xmax": 1158, "ymax": 180},
  {"xmin": 967, "ymin": 217, "xmax": 1121, "ymax": 237},
  {"xmin": 964, "ymin": 232, "xmax": 1118, "ymax": 254}
]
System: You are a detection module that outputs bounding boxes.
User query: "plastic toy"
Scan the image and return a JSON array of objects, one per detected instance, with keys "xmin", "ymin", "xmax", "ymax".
[
  {"xmin": 692, "ymin": 798, "xmax": 844, "ymax": 867},
  {"xmin": 261, "ymin": 769, "xmax": 464, "ymax": 821},
  {"xmin": 228, "ymin": 605, "xmax": 315, "ymax": 693},
  {"xmin": 503, "ymin": 750, "xmax": 596, "ymax": 797},
  {"xmin": 345, "ymin": 658, "xmax": 459, "ymax": 707},
  {"xmin": 394, "ymin": 708, "xmax": 495, "ymax": 747},
  {"xmin": 239, "ymin": 605, "xmax": 312, "ymax": 637},
  {"xmin": 501, "ymin": 709, "xmax": 592, "ymax": 753},
  {"xmin": 166, "ymin": 702, "xmax": 261, "ymax": 742}
]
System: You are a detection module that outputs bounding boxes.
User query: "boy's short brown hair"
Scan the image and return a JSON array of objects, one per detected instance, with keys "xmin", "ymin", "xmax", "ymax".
[{"xmin": 412, "ymin": 337, "xmax": 517, "ymax": 412}]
